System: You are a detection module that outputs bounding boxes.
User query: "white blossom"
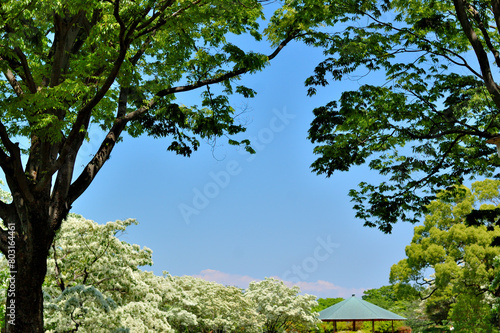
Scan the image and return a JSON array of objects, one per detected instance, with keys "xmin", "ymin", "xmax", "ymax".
[{"xmin": 245, "ymin": 278, "xmax": 319, "ymax": 333}]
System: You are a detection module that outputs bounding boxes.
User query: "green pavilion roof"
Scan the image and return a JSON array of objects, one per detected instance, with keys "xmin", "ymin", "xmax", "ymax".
[{"xmin": 318, "ymin": 295, "xmax": 406, "ymax": 321}]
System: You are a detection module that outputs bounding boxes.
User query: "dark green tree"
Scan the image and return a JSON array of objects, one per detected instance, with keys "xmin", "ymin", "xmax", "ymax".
[
  {"xmin": 307, "ymin": 0, "xmax": 500, "ymax": 233},
  {"xmin": 363, "ymin": 285, "xmax": 425, "ymax": 331},
  {"xmin": 312, "ymin": 297, "xmax": 344, "ymax": 312},
  {"xmin": 0, "ymin": 0, "xmax": 337, "ymax": 331},
  {"xmin": 363, "ymin": 285, "xmax": 404, "ymax": 310}
]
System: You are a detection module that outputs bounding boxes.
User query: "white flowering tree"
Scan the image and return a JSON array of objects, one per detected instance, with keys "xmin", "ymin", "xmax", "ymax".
[
  {"xmin": 165, "ymin": 275, "xmax": 263, "ymax": 333},
  {"xmin": 245, "ymin": 278, "xmax": 319, "ymax": 333},
  {"xmin": 44, "ymin": 213, "xmax": 173, "ymax": 332},
  {"xmin": 0, "ymin": 214, "xmax": 321, "ymax": 332},
  {"xmin": 0, "ymin": 214, "xmax": 174, "ymax": 332}
]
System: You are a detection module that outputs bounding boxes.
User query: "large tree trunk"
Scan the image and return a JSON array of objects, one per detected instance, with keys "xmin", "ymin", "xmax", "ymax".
[{"xmin": 3, "ymin": 201, "xmax": 57, "ymax": 333}]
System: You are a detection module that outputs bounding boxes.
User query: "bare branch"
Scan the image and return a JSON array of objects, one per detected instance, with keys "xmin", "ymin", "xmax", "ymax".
[
  {"xmin": 2, "ymin": 67, "xmax": 24, "ymax": 96},
  {"xmin": 0, "ymin": 122, "xmax": 34, "ymax": 202},
  {"xmin": 12, "ymin": 46, "xmax": 37, "ymax": 93},
  {"xmin": 66, "ymin": 117, "xmax": 128, "ymax": 204}
]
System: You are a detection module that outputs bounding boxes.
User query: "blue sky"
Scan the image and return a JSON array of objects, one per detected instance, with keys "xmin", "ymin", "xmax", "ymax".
[{"xmin": 69, "ymin": 32, "xmax": 419, "ymax": 299}]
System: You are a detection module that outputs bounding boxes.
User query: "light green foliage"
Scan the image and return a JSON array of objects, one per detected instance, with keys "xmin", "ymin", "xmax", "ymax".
[
  {"xmin": 1, "ymin": 0, "xmax": 268, "ymax": 154},
  {"xmin": 363, "ymin": 285, "xmax": 418, "ymax": 315},
  {"xmin": 0, "ymin": 0, "xmax": 341, "ymax": 159},
  {"xmin": 449, "ymin": 293, "xmax": 496, "ymax": 333},
  {"xmin": 313, "ymin": 297, "xmax": 344, "ymax": 333},
  {"xmin": 306, "ymin": 0, "xmax": 500, "ymax": 233},
  {"xmin": 245, "ymin": 278, "xmax": 319, "ymax": 333},
  {"xmin": 390, "ymin": 179, "xmax": 500, "ymax": 330}
]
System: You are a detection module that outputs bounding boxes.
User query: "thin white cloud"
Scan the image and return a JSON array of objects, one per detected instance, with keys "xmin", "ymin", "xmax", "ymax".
[
  {"xmin": 283, "ymin": 279, "xmax": 366, "ymax": 298},
  {"xmin": 193, "ymin": 269, "xmax": 366, "ymax": 298},
  {"xmin": 193, "ymin": 269, "xmax": 256, "ymax": 289}
]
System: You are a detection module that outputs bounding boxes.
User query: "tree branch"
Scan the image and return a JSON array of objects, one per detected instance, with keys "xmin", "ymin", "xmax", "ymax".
[
  {"xmin": 50, "ymin": 10, "xmax": 91, "ymax": 87},
  {"xmin": 467, "ymin": 3, "xmax": 500, "ymax": 68},
  {"xmin": 453, "ymin": 0, "xmax": 500, "ymax": 108},
  {"xmin": 362, "ymin": 10, "xmax": 484, "ymax": 79},
  {"xmin": 135, "ymin": 0, "xmax": 175, "ymax": 34},
  {"xmin": 135, "ymin": 0, "xmax": 201, "ymax": 38},
  {"xmin": 52, "ymin": 242, "xmax": 66, "ymax": 292},
  {"xmin": 35, "ymin": 12, "xmax": 132, "ymax": 193},
  {"xmin": 67, "ymin": 30, "xmax": 298, "ymax": 203},
  {"xmin": 12, "ymin": 46, "xmax": 37, "ymax": 94},
  {"xmin": 0, "ymin": 227, "xmax": 8, "ymax": 256},
  {"xmin": 66, "ymin": 117, "xmax": 129, "ymax": 204},
  {"xmin": 407, "ymin": 134, "xmax": 465, "ymax": 189},
  {"xmin": 0, "ymin": 121, "xmax": 34, "ymax": 202},
  {"xmin": 0, "ymin": 200, "xmax": 12, "ymax": 223},
  {"xmin": 491, "ymin": 0, "xmax": 500, "ymax": 49},
  {"xmin": 156, "ymin": 31, "xmax": 298, "ymax": 97},
  {"xmin": 2, "ymin": 67, "xmax": 24, "ymax": 96}
]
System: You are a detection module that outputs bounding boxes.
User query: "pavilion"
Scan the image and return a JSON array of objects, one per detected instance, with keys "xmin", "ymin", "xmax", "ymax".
[{"xmin": 318, "ymin": 295, "xmax": 407, "ymax": 333}]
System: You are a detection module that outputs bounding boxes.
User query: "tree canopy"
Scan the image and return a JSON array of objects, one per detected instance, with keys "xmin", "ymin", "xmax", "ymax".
[
  {"xmin": 306, "ymin": 0, "xmax": 500, "ymax": 233},
  {"xmin": 390, "ymin": 179, "xmax": 500, "ymax": 331}
]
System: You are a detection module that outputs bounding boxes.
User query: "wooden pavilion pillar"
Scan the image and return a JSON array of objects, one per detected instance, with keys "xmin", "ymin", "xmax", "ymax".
[{"xmin": 372, "ymin": 320, "xmax": 375, "ymax": 333}]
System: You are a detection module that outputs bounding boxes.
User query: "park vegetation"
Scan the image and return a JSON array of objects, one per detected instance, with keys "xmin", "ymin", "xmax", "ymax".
[
  {"xmin": 2, "ymin": 179, "xmax": 500, "ymax": 331},
  {"xmin": 0, "ymin": 213, "xmax": 319, "ymax": 332},
  {"xmin": 390, "ymin": 179, "xmax": 500, "ymax": 332},
  {"xmin": 4, "ymin": 178, "xmax": 500, "ymax": 333},
  {"xmin": 4, "ymin": 0, "xmax": 500, "ymax": 331}
]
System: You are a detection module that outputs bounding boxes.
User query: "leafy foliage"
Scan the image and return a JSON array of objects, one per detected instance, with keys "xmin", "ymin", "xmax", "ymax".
[
  {"xmin": 306, "ymin": 0, "xmax": 500, "ymax": 233},
  {"xmin": 363, "ymin": 285, "xmax": 424, "ymax": 332},
  {"xmin": 390, "ymin": 179, "xmax": 500, "ymax": 330}
]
